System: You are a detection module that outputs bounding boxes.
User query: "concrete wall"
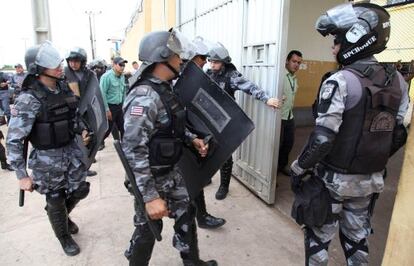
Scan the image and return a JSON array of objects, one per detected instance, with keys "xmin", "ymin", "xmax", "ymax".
[
  {"xmin": 120, "ymin": 0, "xmax": 176, "ymax": 72},
  {"xmin": 287, "ymin": 0, "xmax": 343, "ymax": 62},
  {"xmin": 285, "ymin": 0, "xmax": 343, "ymax": 127}
]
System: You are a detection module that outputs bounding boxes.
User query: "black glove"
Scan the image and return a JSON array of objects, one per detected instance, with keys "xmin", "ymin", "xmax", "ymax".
[{"xmin": 290, "ymin": 160, "xmax": 313, "ymax": 194}]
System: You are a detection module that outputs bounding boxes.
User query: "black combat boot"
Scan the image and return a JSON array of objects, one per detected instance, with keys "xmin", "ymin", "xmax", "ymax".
[
  {"xmin": 125, "ymin": 222, "xmax": 159, "ymax": 266},
  {"xmin": 0, "ymin": 140, "xmax": 13, "ymax": 171},
  {"xmin": 215, "ymin": 157, "xmax": 233, "ymax": 200},
  {"xmin": 66, "ymin": 197, "xmax": 80, "ymax": 235},
  {"xmin": 65, "ymin": 182, "xmax": 90, "ymax": 234},
  {"xmin": 195, "ymin": 190, "xmax": 225, "ymax": 229},
  {"xmin": 46, "ymin": 191, "xmax": 80, "ymax": 256},
  {"xmin": 181, "ymin": 223, "xmax": 218, "ymax": 266},
  {"xmin": 1, "ymin": 161, "xmax": 13, "ymax": 171}
]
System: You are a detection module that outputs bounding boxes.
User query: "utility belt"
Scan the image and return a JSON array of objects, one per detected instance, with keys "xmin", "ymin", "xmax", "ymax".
[
  {"xmin": 319, "ymin": 161, "xmax": 385, "ymax": 175},
  {"xmin": 150, "ymin": 165, "xmax": 174, "ymax": 176}
]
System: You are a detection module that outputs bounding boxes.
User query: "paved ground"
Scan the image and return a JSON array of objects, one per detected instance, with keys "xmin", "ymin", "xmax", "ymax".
[
  {"xmin": 0, "ymin": 124, "xmax": 305, "ymax": 266},
  {"xmin": 0, "ymin": 123, "xmax": 404, "ymax": 266}
]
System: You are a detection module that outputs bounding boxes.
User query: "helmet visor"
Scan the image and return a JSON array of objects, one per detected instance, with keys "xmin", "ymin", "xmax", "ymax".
[
  {"xmin": 167, "ymin": 29, "xmax": 195, "ymax": 60},
  {"xmin": 36, "ymin": 41, "xmax": 63, "ymax": 69},
  {"xmin": 316, "ymin": 3, "xmax": 358, "ymax": 36}
]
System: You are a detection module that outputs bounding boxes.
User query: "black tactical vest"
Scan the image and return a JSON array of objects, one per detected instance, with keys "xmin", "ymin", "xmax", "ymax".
[
  {"xmin": 28, "ymin": 81, "xmax": 78, "ymax": 150},
  {"xmin": 133, "ymin": 78, "xmax": 186, "ymax": 168},
  {"xmin": 320, "ymin": 64, "xmax": 401, "ymax": 174}
]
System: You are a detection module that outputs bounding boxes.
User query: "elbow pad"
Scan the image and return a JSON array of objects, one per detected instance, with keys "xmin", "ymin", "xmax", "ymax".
[{"xmin": 298, "ymin": 126, "xmax": 335, "ymax": 169}]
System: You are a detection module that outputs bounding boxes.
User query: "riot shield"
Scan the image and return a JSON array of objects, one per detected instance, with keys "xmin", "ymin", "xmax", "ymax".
[
  {"xmin": 174, "ymin": 61, "xmax": 255, "ymax": 198},
  {"xmin": 74, "ymin": 75, "xmax": 108, "ymax": 169}
]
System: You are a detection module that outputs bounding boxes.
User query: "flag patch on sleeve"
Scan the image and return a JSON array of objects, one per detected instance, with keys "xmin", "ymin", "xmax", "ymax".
[{"xmin": 130, "ymin": 106, "xmax": 144, "ymax": 116}]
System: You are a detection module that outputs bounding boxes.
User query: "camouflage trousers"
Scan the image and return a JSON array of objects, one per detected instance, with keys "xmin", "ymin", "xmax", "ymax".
[
  {"xmin": 132, "ymin": 167, "xmax": 194, "ymax": 253},
  {"xmin": 28, "ymin": 142, "xmax": 87, "ymax": 195},
  {"xmin": 305, "ymin": 190, "xmax": 373, "ymax": 266}
]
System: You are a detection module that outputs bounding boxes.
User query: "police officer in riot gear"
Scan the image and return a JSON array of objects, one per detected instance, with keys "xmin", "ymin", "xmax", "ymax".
[
  {"xmin": 207, "ymin": 43, "xmax": 281, "ymax": 200},
  {"xmin": 189, "ymin": 37, "xmax": 226, "ymax": 229},
  {"xmin": 64, "ymin": 47, "xmax": 99, "ymax": 177},
  {"xmin": 89, "ymin": 59, "xmax": 107, "ymax": 81},
  {"xmin": 290, "ymin": 3, "xmax": 409, "ymax": 265},
  {"xmin": 122, "ymin": 30, "xmax": 217, "ymax": 265},
  {"xmin": 6, "ymin": 41, "xmax": 92, "ymax": 256}
]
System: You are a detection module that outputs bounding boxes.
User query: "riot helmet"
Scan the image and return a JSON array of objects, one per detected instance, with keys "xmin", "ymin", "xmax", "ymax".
[
  {"xmin": 192, "ymin": 36, "xmax": 210, "ymax": 58},
  {"xmin": 315, "ymin": 3, "xmax": 390, "ymax": 65},
  {"xmin": 25, "ymin": 41, "xmax": 63, "ymax": 76},
  {"xmin": 135, "ymin": 28, "xmax": 193, "ymax": 78},
  {"xmin": 89, "ymin": 58, "xmax": 107, "ymax": 70},
  {"xmin": 66, "ymin": 47, "xmax": 87, "ymax": 67},
  {"xmin": 208, "ymin": 42, "xmax": 232, "ymax": 64}
]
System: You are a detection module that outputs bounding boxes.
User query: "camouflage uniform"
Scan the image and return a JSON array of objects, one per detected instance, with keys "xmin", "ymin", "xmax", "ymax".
[
  {"xmin": 122, "ymin": 75, "xmax": 198, "ymax": 260},
  {"xmin": 207, "ymin": 66, "xmax": 270, "ymax": 102},
  {"xmin": 6, "ymin": 82, "xmax": 87, "ymax": 194},
  {"xmin": 305, "ymin": 57, "xmax": 409, "ymax": 266}
]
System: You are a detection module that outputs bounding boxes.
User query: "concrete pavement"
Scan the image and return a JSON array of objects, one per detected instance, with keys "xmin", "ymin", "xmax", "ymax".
[{"xmin": 0, "ymin": 127, "xmax": 307, "ymax": 266}]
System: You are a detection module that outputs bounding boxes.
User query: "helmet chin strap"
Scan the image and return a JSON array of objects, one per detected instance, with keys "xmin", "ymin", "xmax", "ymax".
[
  {"xmin": 40, "ymin": 72, "xmax": 65, "ymax": 81},
  {"xmin": 162, "ymin": 62, "xmax": 180, "ymax": 78}
]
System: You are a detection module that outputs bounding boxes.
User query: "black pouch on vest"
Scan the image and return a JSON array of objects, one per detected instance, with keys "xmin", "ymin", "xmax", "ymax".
[
  {"xmin": 291, "ymin": 175, "xmax": 332, "ymax": 227},
  {"xmin": 149, "ymin": 138, "xmax": 183, "ymax": 166},
  {"xmin": 31, "ymin": 122, "xmax": 53, "ymax": 147},
  {"xmin": 54, "ymin": 120, "xmax": 71, "ymax": 146}
]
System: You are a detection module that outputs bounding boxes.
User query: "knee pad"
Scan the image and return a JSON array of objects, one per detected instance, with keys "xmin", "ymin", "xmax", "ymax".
[
  {"xmin": 304, "ymin": 227, "xmax": 331, "ymax": 266},
  {"xmin": 339, "ymin": 230, "xmax": 368, "ymax": 260},
  {"xmin": 46, "ymin": 189, "xmax": 67, "ymax": 209},
  {"xmin": 71, "ymin": 181, "xmax": 90, "ymax": 200}
]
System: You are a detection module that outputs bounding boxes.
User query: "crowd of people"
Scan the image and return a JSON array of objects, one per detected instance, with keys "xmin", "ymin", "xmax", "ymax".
[{"xmin": 1, "ymin": 2, "xmax": 412, "ymax": 266}]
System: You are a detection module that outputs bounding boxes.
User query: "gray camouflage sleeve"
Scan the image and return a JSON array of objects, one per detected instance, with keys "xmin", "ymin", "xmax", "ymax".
[
  {"xmin": 122, "ymin": 91, "xmax": 160, "ymax": 203},
  {"xmin": 6, "ymin": 93, "xmax": 41, "ymax": 179},
  {"xmin": 396, "ymin": 72, "xmax": 409, "ymax": 124},
  {"xmin": 230, "ymin": 70, "xmax": 270, "ymax": 102},
  {"xmin": 315, "ymin": 72, "xmax": 347, "ymax": 133}
]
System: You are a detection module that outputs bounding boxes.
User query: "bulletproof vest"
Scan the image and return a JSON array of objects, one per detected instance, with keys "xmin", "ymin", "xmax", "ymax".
[
  {"xmin": 27, "ymin": 81, "xmax": 79, "ymax": 150},
  {"xmin": 133, "ymin": 78, "xmax": 186, "ymax": 168},
  {"xmin": 321, "ymin": 63, "xmax": 401, "ymax": 174},
  {"xmin": 207, "ymin": 67, "xmax": 235, "ymax": 99}
]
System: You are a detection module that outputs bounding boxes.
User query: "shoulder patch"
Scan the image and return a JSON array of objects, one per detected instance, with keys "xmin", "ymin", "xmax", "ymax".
[
  {"xmin": 318, "ymin": 80, "xmax": 338, "ymax": 114},
  {"xmin": 321, "ymin": 82, "xmax": 336, "ymax": 100}
]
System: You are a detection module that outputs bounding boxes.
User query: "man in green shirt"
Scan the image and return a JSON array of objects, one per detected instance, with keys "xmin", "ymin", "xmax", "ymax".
[
  {"xmin": 278, "ymin": 50, "xmax": 303, "ymax": 176},
  {"xmin": 100, "ymin": 57, "xmax": 127, "ymax": 147}
]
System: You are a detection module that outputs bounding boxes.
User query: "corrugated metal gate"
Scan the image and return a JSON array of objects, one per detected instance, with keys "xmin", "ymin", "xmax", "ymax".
[{"xmin": 177, "ymin": 0, "xmax": 290, "ymax": 203}]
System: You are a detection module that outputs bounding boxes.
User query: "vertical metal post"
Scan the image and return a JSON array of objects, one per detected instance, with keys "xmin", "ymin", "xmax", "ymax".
[
  {"xmin": 85, "ymin": 11, "xmax": 101, "ymax": 60},
  {"xmin": 86, "ymin": 11, "xmax": 95, "ymax": 59},
  {"xmin": 31, "ymin": 0, "xmax": 52, "ymax": 44}
]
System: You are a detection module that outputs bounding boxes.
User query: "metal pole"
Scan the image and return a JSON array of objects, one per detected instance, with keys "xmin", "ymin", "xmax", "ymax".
[
  {"xmin": 85, "ymin": 11, "xmax": 101, "ymax": 60},
  {"xmin": 31, "ymin": 0, "xmax": 52, "ymax": 44},
  {"xmin": 86, "ymin": 11, "xmax": 95, "ymax": 59}
]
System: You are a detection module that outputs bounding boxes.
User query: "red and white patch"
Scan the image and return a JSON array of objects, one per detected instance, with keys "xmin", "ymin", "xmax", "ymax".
[{"xmin": 130, "ymin": 106, "xmax": 144, "ymax": 116}]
